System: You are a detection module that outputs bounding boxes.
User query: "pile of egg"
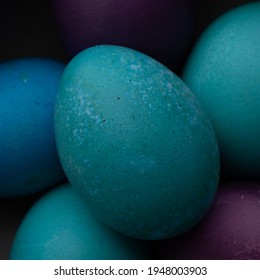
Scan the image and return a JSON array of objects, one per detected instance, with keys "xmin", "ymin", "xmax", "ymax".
[{"xmin": 0, "ymin": 0, "xmax": 259, "ymax": 260}]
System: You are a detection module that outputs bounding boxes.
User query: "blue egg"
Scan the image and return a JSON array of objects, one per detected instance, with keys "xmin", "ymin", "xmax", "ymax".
[
  {"xmin": 55, "ymin": 45, "xmax": 220, "ymax": 240},
  {"xmin": 183, "ymin": 3, "xmax": 260, "ymax": 178},
  {"xmin": 0, "ymin": 58, "xmax": 66, "ymax": 197},
  {"xmin": 10, "ymin": 183, "xmax": 149, "ymax": 260}
]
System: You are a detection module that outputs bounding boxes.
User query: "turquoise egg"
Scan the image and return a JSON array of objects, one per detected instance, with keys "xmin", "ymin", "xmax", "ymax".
[
  {"xmin": 182, "ymin": 3, "xmax": 260, "ymax": 178},
  {"xmin": 0, "ymin": 58, "xmax": 66, "ymax": 197},
  {"xmin": 55, "ymin": 45, "xmax": 220, "ymax": 240},
  {"xmin": 10, "ymin": 183, "xmax": 149, "ymax": 260}
]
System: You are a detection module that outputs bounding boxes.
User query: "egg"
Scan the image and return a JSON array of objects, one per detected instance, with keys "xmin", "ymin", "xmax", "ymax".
[
  {"xmin": 55, "ymin": 45, "xmax": 220, "ymax": 240},
  {"xmin": 10, "ymin": 183, "xmax": 149, "ymax": 260},
  {"xmin": 0, "ymin": 58, "xmax": 66, "ymax": 197},
  {"xmin": 182, "ymin": 2, "xmax": 260, "ymax": 179},
  {"xmin": 153, "ymin": 181, "xmax": 260, "ymax": 260},
  {"xmin": 51, "ymin": 0, "xmax": 194, "ymax": 70}
]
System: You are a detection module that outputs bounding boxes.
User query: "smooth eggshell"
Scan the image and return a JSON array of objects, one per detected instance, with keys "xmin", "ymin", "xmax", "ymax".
[
  {"xmin": 55, "ymin": 45, "xmax": 220, "ymax": 240},
  {"xmin": 10, "ymin": 183, "xmax": 149, "ymax": 260},
  {"xmin": 182, "ymin": 2, "xmax": 260, "ymax": 179},
  {"xmin": 0, "ymin": 58, "xmax": 66, "ymax": 197},
  {"xmin": 153, "ymin": 181, "xmax": 260, "ymax": 259},
  {"xmin": 52, "ymin": 0, "xmax": 194, "ymax": 70}
]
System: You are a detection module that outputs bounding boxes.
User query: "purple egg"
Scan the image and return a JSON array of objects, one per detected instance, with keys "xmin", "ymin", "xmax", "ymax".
[
  {"xmin": 153, "ymin": 181, "xmax": 260, "ymax": 259},
  {"xmin": 51, "ymin": 0, "xmax": 194, "ymax": 70}
]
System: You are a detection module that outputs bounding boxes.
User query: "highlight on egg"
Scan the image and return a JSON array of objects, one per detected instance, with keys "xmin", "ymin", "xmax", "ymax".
[
  {"xmin": 54, "ymin": 45, "xmax": 220, "ymax": 240},
  {"xmin": 0, "ymin": 58, "xmax": 66, "ymax": 197}
]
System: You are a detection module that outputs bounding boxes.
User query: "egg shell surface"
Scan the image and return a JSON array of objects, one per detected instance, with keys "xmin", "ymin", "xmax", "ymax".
[
  {"xmin": 10, "ymin": 183, "xmax": 149, "ymax": 260},
  {"xmin": 0, "ymin": 58, "xmax": 66, "ymax": 197},
  {"xmin": 55, "ymin": 45, "xmax": 220, "ymax": 240},
  {"xmin": 52, "ymin": 0, "xmax": 194, "ymax": 70},
  {"xmin": 153, "ymin": 181, "xmax": 260, "ymax": 260},
  {"xmin": 182, "ymin": 2, "xmax": 260, "ymax": 179}
]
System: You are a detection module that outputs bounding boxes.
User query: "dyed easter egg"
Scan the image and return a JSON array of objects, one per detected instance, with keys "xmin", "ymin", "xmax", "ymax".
[
  {"xmin": 55, "ymin": 45, "xmax": 220, "ymax": 240},
  {"xmin": 52, "ymin": 0, "xmax": 194, "ymax": 70},
  {"xmin": 153, "ymin": 181, "xmax": 260, "ymax": 260},
  {"xmin": 10, "ymin": 184, "xmax": 149, "ymax": 260},
  {"xmin": 182, "ymin": 2, "xmax": 260, "ymax": 178},
  {"xmin": 0, "ymin": 58, "xmax": 66, "ymax": 197}
]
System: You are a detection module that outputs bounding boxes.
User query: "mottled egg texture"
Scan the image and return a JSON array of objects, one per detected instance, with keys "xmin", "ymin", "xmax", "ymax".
[
  {"xmin": 10, "ymin": 184, "xmax": 148, "ymax": 260},
  {"xmin": 52, "ymin": 0, "xmax": 194, "ymax": 70},
  {"xmin": 153, "ymin": 181, "xmax": 260, "ymax": 260},
  {"xmin": 55, "ymin": 45, "xmax": 220, "ymax": 240},
  {"xmin": 0, "ymin": 58, "xmax": 66, "ymax": 197},
  {"xmin": 182, "ymin": 2, "xmax": 260, "ymax": 179}
]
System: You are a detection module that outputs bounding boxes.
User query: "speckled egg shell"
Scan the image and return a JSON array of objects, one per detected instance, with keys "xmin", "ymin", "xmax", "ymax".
[
  {"xmin": 55, "ymin": 45, "xmax": 220, "ymax": 240},
  {"xmin": 153, "ymin": 181, "xmax": 260, "ymax": 260},
  {"xmin": 182, "ymin": 2, "xmax": 260, "ymax": 179},
  {"xmin": 10, "ymin": 183, "xmax": 149, "ymax": 260},
  {"xmin": 0, "ymin": 58, "xmax": 66, "ymax": 197}
]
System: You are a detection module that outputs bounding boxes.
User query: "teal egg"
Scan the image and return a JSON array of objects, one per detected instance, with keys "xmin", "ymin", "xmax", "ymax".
[
  {"xmin": 10, "ymin": 184, "xmax": 148, "ymax": 260},
  {"xmin": 0, "ymin": 58, "xmax": 66, "ymax": 197},
  {"xmin": 55, "ymin": 45, "xmax": 220, "ymax": 240},
  {"xmin": 183, "ymin": 3, "xmax": 260, "ymax": 178}
]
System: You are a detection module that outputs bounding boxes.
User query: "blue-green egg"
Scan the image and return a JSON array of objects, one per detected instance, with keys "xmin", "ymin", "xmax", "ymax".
[
  {"xmin": 55, "ymin": 45, "xmax": 220, "ymax": 240},
  {"xmin": 10, "ymin": 183, "xmax": 149, "ymax": 260},
  {"xmin": 183, "ymin": 2, "xmax": 260, "ymax": 178},
  {"xmin": 0, "ymin": 58, "xmax": 66, "ymax": 197}
]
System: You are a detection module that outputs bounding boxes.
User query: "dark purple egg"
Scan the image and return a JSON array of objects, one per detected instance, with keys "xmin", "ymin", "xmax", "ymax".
[
  {"xmin": 153, "ymin": 181, "xmax": 260, "ymax": 260},
  {"xmin": 51, "ymin": 0, "xmax": 194, "ymax": 70}
]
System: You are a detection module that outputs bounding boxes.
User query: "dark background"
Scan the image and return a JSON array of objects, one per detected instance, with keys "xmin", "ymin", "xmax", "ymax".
[{"xmin": 0, "ymin": 0, "xmax": 256, "ymax": 259}]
